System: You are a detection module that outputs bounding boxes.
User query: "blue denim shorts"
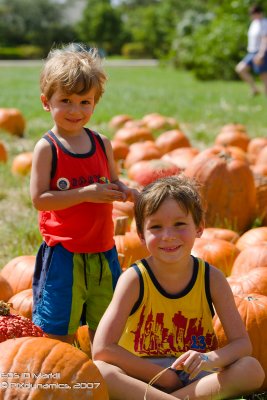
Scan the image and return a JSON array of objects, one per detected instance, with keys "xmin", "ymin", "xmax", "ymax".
[
  {"xmin": 147, "ymin": 357, "xmax": 213, "ymax": 387},
  {"xmin": 242, "ymin": 51, "xmax": 267, "ymax": 74}
]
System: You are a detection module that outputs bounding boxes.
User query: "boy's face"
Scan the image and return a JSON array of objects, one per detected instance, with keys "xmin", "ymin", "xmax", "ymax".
[
  {"xmin": 140, "ymin": 198, "xmax": 203, "ymax": 266},
  {"xmin": 40, "ymin": 87, "xmax": 96, "ymax": 136}
]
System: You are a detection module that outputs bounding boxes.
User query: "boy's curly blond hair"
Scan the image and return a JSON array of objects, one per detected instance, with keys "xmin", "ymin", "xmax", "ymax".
[{"xmin": 40, "ymin": 43, "xmax": 107, "ymax": 103}]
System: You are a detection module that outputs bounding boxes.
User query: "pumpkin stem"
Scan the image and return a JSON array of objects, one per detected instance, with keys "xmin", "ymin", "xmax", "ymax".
[{"xmin": 0, "ymin": 300, "xmax": 11, "ymax": 316}]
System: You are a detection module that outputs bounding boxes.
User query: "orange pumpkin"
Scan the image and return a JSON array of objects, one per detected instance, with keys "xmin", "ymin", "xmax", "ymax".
[
  {"xmin": 114, "ymin": 231, "xmax": 150, "ymax": 270},
  {"xmin": 236, "ymin": 227, "xmax": 267, "ymax": 251},
  {"xmin": 162, "ymin": 147, "xmax": 199, "ymax": 170},
  {"xmin": 191, "ymin": 237, "xmax": 240, "ymax": 276},
  {"xmin": 0, "ymin": 255, "xmax": 35, "ymax": 295},
  {"xmin": 231, "ymin": 244, "xmax": 267, "ymax": 276},
  {"xmin": 213, "ymin": 293, "xmax": 267, "ymax": 390},
  {"xmin": 127, "ymin": 159, "xmax": 180, "ymax": 186},
  {"xmin": 0, "ymin": 141, "xmax": 7, "ymax": 163},
  {"xmin": 144, "ymin": 115, "xmax": 179, "ymax": 131},
  {"xmin": 0, "ymin": 108, "xmax": 26, "ymax": 137},
  {"xmin": 227, "ymin": 267, "xmax": 267, "ymax": 296},
  {"xmin": 184, "ymin": 146, "xmax": 256, "ymax": 233},
  {"xmin": 124, "ymin": 141, "xmax": 161, "ymax": 169},
  {"xmin": 256, "ymin": 145, "xmax": 267, "ymax": 166},
  {"xmin": 11, "ymin": 151, "xmax": 33, "ymax": 176},
  {"xmin": 74, "ymin": 325, "xmax": 92, "ymax": 358},
  {"xmin": 247, "ymin": 137, "xmax": 267, "ymax": 164},
  {"xmin": 108, "ymin": 114, "xmax": 133, "ymax": 130},
  {"xmin": 114, "ymin": 126, "xmax": 153, "ymax": 145},
  {"xmin": 0, "ymin": 275, "xmax": 13, "ymax": 301},
  {"xmin": 0, "ymin": 336, "xmax": 108, "ymax": 399},
  {"xmin": 215, "ymin": 129, "xmax": 250, "ymax": 152},
  {"xmin": 111, "ymin": 139, "xmax": 129, "ymax": 160},
  {"xmin": 155, "ymin": 129, "xmax": 191, "ymax": 155},
  {"xmin": 8, "ymin": 288, "xmax": 33, "ymax": 319},
  {"xmin": 201, "ymin": 227, "xmax": 240, "ymax": 244}
]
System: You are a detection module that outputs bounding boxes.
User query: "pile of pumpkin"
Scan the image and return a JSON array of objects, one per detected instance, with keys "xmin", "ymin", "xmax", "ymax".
[{"xmin": 1, "ymin": 111, "xmax": 267, "ymax": 395}]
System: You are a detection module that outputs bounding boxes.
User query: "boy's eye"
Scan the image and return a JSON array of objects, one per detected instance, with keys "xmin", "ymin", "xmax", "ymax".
[
  {"xmin": 149, "ymin": 225, "xmax": 161, "ymax": 230},
  {"xmin": 62, "ymin": 98, "xmax": 70, "ymax": 103},
  {"xmin": 81, "ymin": 100, "xmax": 91, "ymax": 105}
]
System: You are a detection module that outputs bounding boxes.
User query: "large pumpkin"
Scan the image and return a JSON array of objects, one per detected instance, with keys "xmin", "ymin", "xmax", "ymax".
[
  {"xmin": 124, "ymin": 141, "xmax": 161, "ymax": 169},
  {"xmin": 191, "ymin": 237, "xmax": 240, "ymax": 277},
  {"xmin": 235, "ymin": 227, "xmax": 267, "ymax": 251},
  {"xmin": 184, "ymin": 146, "xmax": 256, "ymax": 233},
  {"xmin": 201, "ymin": 227, "xmax": 240, "ymax": 244},
  {"xmin": 0, "ymin": 108, "xmax": 26, "ymax": 137},
  {"xmin": 113, "ymin": 126, "xmax": 153, "ymax": 145},
  {"xmin": 213, "ymin": 293, "xmax": 267, "ymax": 390},
  {"xmin": 227, "ymin": 267, "xmax": 267, "ymax": 296},
  {"xmin": 0, "ymin": 255, "xmax": 35, "ymax": 295},
  {"xmin": 0, "ymin": 336, "xmax": 108, "ymax": 399},
  {"xmin": 231, "ymin": 244, "xmax": 267, "ymax": 276}
]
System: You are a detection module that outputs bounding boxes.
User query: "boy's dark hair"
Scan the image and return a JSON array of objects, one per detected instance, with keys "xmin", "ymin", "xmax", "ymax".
[
  {"xmin": 249, "ymin": 4, "xmax": 264, "ymax": 15},
  {"xmin": 134, "ymin": 175, "xmax": 204, "ymax": 236}
]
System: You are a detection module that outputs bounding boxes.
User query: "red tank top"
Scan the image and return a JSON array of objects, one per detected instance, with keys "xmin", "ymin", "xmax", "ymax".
[{"xmin": 39, "ymin": 129, "xmax": 115, "ymax": 253}]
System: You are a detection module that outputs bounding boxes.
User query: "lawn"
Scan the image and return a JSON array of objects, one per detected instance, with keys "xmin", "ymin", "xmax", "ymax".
[{"xmin": 0, "ymin": 63, "xmax": 266, "ymax": 398}]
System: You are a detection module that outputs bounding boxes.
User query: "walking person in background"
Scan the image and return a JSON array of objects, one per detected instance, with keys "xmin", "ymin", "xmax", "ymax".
[
  {"xmin": 30, "ymin": 43, "xmax": 138, "ymax": 345},
  {"xmin": 235, "ymin": 4, "xmax": 267, "ymax": 96},
  {"xmin": 93, "ymin": 175, "xmax": 264, "ymax": 400}
]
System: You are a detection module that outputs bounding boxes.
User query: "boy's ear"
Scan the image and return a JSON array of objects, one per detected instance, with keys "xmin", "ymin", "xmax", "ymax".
[
  {"xmin": 40, "ymin": 94, "xmax": 50, "ymax": 111},
  {"xmin": 196, "ymin": 222, "xmax": 204, "ymax": 238}
]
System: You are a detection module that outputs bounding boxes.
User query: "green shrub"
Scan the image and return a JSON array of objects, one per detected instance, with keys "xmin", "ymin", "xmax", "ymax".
[
  {"xmin": 121, "ymin": 42, "xmax": 148, "ymax": 59},
  {"xmin": 0, "ymin": 45, "xmax": 45, "ymax": 60}
]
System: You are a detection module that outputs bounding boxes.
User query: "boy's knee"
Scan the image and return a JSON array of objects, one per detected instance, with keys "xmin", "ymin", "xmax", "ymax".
[{"xmin": 237, "ymin": 356, "xmax": 265, "ymax": 389}]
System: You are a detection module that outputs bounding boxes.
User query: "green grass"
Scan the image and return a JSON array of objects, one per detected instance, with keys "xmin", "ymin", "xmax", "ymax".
[
  {"xmin": 0, "ymin": 63, "xmax": 266, "ymax": 397},
  {"xmin": 1, "ymin": 62, "xmax": 267, "ymax": 267}
]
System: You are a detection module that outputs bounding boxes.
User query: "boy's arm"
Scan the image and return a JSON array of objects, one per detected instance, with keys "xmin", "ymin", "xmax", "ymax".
[
  {"xmin": 30, "ymin": 138, "xmax": 126, "ymax": 211},
  {"xmin": 93, "ymin": 267, "xmax": 180, "ymax": 391},
  {"xmin": 101, "ymin": 135, "xmax": 139, "ymax": 202},
  {"xmin": 172, "ymin": 266, "xmax": 251, "ymax": 377}
]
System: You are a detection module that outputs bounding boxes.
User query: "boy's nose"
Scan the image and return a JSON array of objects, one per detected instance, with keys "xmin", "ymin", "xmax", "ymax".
[{"xmin": 162, "ymin": 227, "xmax": 176, "ymax": 239}]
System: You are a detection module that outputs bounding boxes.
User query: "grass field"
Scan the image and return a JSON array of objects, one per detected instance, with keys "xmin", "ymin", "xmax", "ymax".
[
  {"xmin": 1, "ymin": 63, "xmax": 267, "ymax": 267},
  {"xmin": 0, "ymin": 63, "xmax": 266, "ymax": 398}
]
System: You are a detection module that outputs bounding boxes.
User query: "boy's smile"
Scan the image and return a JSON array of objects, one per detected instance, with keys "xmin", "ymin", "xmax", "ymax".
[
  {"xmin": 41, "ymin": 87, "xmax": 96, "ymax": 136},
  {"xmin": 141, "ymin": 198, "xmax": 203, "ymax": 265}
]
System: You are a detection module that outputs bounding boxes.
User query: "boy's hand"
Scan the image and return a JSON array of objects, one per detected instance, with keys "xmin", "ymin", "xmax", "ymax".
[
  {"xmin": 112, "ymin": 180, "xmax": 140, "ymax": 203},
  {"xmin": 84, "ymin": 183, "xmax": 126, "ymax": 203},
  {"xmin": 171, "ymin": 350, "xmax": 212, "ymax": 380}
]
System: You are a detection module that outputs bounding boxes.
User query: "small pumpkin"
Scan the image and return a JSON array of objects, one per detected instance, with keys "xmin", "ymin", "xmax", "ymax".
[
  {"xmin": 247, "ymin": 137, "xmax": 267, "ymax": 164},
  {"xmin": 215, "ymin": 129, "xmax": 250, "ymax": 152},
  {"xmin": 162, "ymin": 147, "xmax": 199, "ymax": 170},
  {"xmin": 191, "ymin": 237, "xmax": 240, "ymax": 277},
  {"xmin": 0, "ymin": 336, "xmax": 109, "ymax": 399},
  {"xmin": 11, "ymin": 151, "xmax": 33, "ymax": 176},
  {"xmin": 74, "ymin": 325, "xmax": 92, "ymax": 358},
  {"xmin": 0, "ymin": 255, "xmax": 35, "ymax": 295},
  {"xmin": 0, "ymin": 141, "xmax": 7, "ymax": 163},
  {"xmin": 108, "ymin": 114, "xmax": 133, "ymax": 130},
  {"xmin": 155, "ymin": 129, "xmax": 191, "ymax": 155},
  {"xmin": 127, "ymin": 159, "xmax": 181, "ymax": 186},
  {"xmin": 213, "ymin": 293, "xmax": 267, "ymax": 390},
  {"xmin": 0, "ymin": 275, "xmax": 13, "ymax": 302},
  {"xmin": 8, "ymin": 288, "xmax": 33, "ymax": 319},
  {"xmin": 0, "ymin": 108, "xmax": 26, "ymax": 137},
  {"xmin": 114, "ymin": 231, "xmax": 150, "ymax": 270},
  {"xmin": 114, "ymin": 126, "xmax": 154, "ymax": 145},
  {"xmin": 111, "ymin": 139, "xmax": 129, "ymax": 160},
  {"xmin": 124, "ymin": 141, "xmax": 161, "ymax": 169}
]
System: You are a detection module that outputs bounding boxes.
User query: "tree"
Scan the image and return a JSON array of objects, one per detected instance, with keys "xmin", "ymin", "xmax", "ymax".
[{"xmin": 76, "ymin": 0, "xmax": 126, "ymax": 54}]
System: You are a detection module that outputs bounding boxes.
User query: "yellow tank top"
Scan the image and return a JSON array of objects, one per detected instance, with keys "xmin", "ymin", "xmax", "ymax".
[{"xmin": 119, "ymin": 257, "xmax": 218, "ymax": 357}]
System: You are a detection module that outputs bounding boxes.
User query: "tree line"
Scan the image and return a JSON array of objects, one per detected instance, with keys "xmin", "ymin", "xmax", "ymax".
[{"xmin": 0, "ymin": 0, "xmax": 264, "ymax": 80}]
